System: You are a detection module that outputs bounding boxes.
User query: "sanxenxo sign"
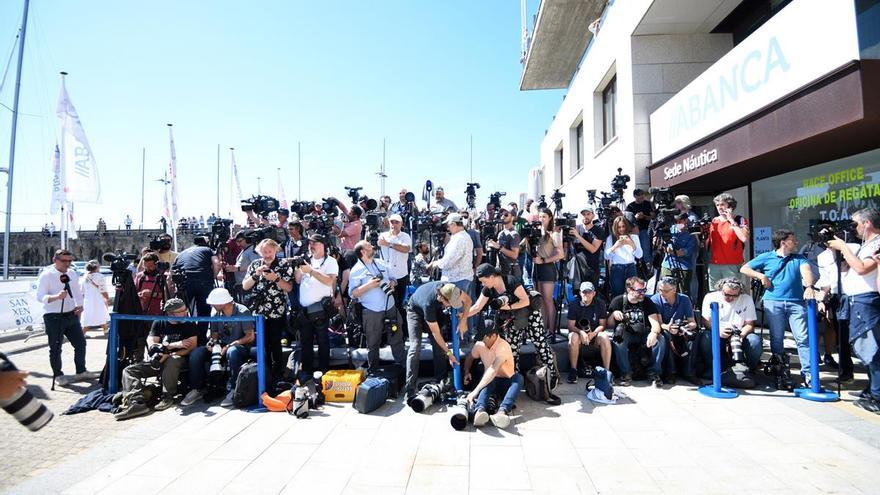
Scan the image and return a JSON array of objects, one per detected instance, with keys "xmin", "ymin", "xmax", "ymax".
[
  {"xmin": 662, "ymin": 148, "xmax": 718, "ymax": 181},
  {"xmin": 649, "ymin": 0, "xmax": 860, "ymax": 163}
]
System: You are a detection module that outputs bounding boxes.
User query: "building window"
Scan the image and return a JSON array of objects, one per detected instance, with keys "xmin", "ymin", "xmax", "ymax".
[
  {"xmin": 602, "ymin": 76, "xmax": 617, "ymax": 145},
  {"xmin": 575, "ymin": 122, "xmax": 584, "ymax": 172},
  {"xmin": 555, "ymin": 147, "xmax": 564, "ymax": 187}
]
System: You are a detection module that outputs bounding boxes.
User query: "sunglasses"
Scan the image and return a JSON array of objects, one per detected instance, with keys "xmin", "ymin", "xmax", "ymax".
[
  {"xmin": 57, "ymin": 258, "xmax": 74, "ymax": 263},
  {"xmin": 581, "ymin": 290, "xmax": 594, "ymax": 294},
  {"xmin": 630, "ymin": 288, "xmax": 647, "ymax": 294},
  {"xmin": 722, "ymin": 292, "xmax": 739, "ymax": 298}
]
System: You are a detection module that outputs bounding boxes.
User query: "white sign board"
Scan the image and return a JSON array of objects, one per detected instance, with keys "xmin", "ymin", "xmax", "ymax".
[
  {"xmin": 753, "ymin": 227, "xmax": 773, "ymax": 255},
  {"xmin": 650, "ymin": 0, "xmax": 860, "ymax": 163},
  {"xmin": 0, "ymin": 292, "xmax": 45, "ymax": 334}
]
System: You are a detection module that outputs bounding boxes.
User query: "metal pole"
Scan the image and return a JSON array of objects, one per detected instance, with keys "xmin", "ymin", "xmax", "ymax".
[
  {"xmin": 469, "ymin": 134, "xmax": 473, "ymax": 182},
  {"xmin": 297, "ymin": 141, "xmax": 301, "ymax": 199},
  {"xmin": 795, "ymin": 299, "xmax": 838, "ymax": 401},
  {"xmin": 108, "ymin": 314, "xmax": 119, "ymax": 394},
  {"xmin": 254, "ymin": 315, "xmax": 267, "ymax": 410},
  {"xmin": 216, "ymin": 144, "xmax": 220, "ymax": 215},
  {"xmin": 3, "ymin": 0, "xmax": 30, "ymax": 279},
  {"xmin": 451, "ymin": 311, "xmax": 462, "ymax": 391},
  {"xmin": 59, "ymin": 72, "xmax": 68, "ymax": 250},
  {"xmin": 698, "ymin": 302, "xmax": 737, "ymax": 399},
  {"xmin": 140, "ymin": 147, "xmax": 145, "ymax": 229}
]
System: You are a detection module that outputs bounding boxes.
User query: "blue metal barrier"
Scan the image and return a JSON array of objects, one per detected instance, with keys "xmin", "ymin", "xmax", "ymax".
[
  {"xmin": 794, "ymin": 299, "xmax": 839, "ymax": 402},
  {"xmin": 451, "ymin": 311, "xmax": 462, "ymax": 392},
  {"xmin": 107, "ymin": 313, "xmax": 267, "ymax": 408},
  {"xmin": 698, "ymin": 302, "xmax": 738, "ymax": 399}
]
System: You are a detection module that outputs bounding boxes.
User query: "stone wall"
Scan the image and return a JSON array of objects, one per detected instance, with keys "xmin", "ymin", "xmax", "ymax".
[{"xmin": 0, "ymin": 229, "xmax": 200, "ymax": 267}]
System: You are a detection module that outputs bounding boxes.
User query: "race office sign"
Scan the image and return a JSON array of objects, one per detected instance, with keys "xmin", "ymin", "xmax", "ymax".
[{"xmin": 649, "ymin": 0, "xmax": 861, "ymax": 163}]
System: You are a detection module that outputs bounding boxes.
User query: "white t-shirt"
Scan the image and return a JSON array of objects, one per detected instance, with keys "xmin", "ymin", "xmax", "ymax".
[
  {"xmin": 379, "ymin": 230, "xmax": 412, "ymax": 280},
  {"xmin": 842, "ymin": 237, "xmax": 880, "ymax": 296},
  {"xmin": 299, "ymin": 256, "xmax": 340, "ymax": 307},
  {"xmin": 701, "ymin": 291, "xmax": 757, "ymax": 330}
]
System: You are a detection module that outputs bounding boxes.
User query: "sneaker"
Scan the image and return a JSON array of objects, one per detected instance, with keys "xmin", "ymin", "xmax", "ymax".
[
  {"xmin": 154, "ymin": 394, "xmax": 176, "ymax": 411},
  {"xmin": 490, "ymin": 410, "xmax": 511, "ymax": 429},
  {"xmin": 545, "ymin": 393, "xmax": 562, "ymax": 406},
  {"xmin": 221, "ymin": 391, "xmax": 235, "ymax": 408},
  {"xmin": 617, "ymin": 374, "xmax": 632, "ymax": 387},
  {"xmin": 823, "ymin": 354, "xmax": 839, "ymax": 369},
  {"xmin": 567, "ymin": 368, "xmax": 578, "ymax": 384},
  {"xmin": 473, "ymin": 409, "xmax": 489, "ymax": 427},
  {"xmin": 837, "ymin": 372, "xmax": 855, "ymax": 384},
  {"xmin": 853, "ymin": 397, "xmax": 880, "ymax": 415},
  {"xmin": 114, "ymin": 401, "xmax": 151, "ymax": 421},
  {"xmin": 650, "ymin": 375, "xmax": 663, "ymax": 389},
  {"xmin": 181, "ymin": 389, "xmax": 204, "ymax": 407}
]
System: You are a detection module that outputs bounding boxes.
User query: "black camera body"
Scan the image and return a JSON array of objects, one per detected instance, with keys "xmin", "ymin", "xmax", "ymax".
[
  {"xmin": 0, "ymin": 353, "xmax": 53, "ymax": 431},
  {"xmin": 289, "ymin": 255, "xmax": 309, "ymax": 268},
  {"xmin": 241, "ymin": 195, "xmax": 280, "ymax": 217},
  {"xmin": 149, "ymin": 236, "xmax": 172, "ymax": 252},
  {"xmin": 811, "ymin": 221, "xmax": 858, "ymax": 246},
  {"xmin": 577, "ymin": 318, "xmax": 592, "ymax": 331},
  {"xmin": 488, "ymin": 191, "xmax": 506, "ymax": 209},
  {"xmin": 244, "ymin": 226, "xmax": 286, "ymax": 245},
  {"xmin": 290, "ymin": 200, "xmax": 316, "ymax": 217},
  {"xmin": 148, "ymin": 343, "xmax": 169, "ymax": 367},
  {"xmin": 345, "ymin": 186, "xmax": 363, "ymax": 204},
  {"xmin": 210, "ymin": 218, "xmax": 233, "ymax": 251},
  {"xmin": 383, "ymin": 316, "xmax": 399, "ymax": 333},
  {"xmin": 320, "ymin": 197, "xmax": 341, "ymax": 217},
  {"xmin": 610, "ymin": 167, "xmax": 631, "ymax": 192},
  {"xmin": 488, "ymin": 295, "xmax": 510, "ymax": 311},
  {"xmin": 102, "ymin": 251, "xmax": 138, "ymax": 274}
]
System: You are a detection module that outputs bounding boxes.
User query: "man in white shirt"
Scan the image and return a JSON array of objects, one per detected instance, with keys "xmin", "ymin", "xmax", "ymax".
[
  {"xmin": 427, "ymin": 213, "xmax": 474, "ymax": 296},
  {"xmin": 378, "ymin": 214, "xmax": 413, "ymax": 313},
  {"xmin": 36, "ymin": 249, "xmax": 89, "ymax": 385},
  {"xmin": 828, "ymin": 208, "xmax": 880, "ymax": 414},
  {"xmin": 349, "ymin": 241, "xmax": 404, "ymax": 370},
  {"xmin": 295, "ymin": 234, "xmax": 340, "ymax": 376},
  {"xmin": 815, "ymin": 242, "xmax": 854, "ymax": 381},
  {"xmin": 699, "ymin": 277, "xmax": 762, "ymax": 385}
]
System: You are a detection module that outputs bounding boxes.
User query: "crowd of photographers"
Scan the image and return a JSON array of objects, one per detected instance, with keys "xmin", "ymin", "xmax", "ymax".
[{"xmin": 16, "ymin": 178, "xmax": 880, "ymax": 426}]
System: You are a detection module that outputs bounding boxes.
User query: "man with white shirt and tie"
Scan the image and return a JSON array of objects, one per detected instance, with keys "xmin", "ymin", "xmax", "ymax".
[{"xmin": 36, "ymin": 249, "xmax": 90, "ymax": 386}]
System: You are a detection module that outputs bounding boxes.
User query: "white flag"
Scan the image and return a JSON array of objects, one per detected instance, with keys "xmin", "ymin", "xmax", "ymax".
[
  {"xmin": 56, "ymin": 77, "xmax": 100, "ymax": 203},
  {"xmin": 50, "ymin": 144, "xmax": 64, "ymax": 214},
  {"xmin": 167, "ymin": 126, "xmax": 180, "ymax": 227},
  {"xmin": 66, "ymin": 203, "xmax": 78, "ymax": 240},
  {"xmin": 277, "ymin": 169, "xmax": 288, "ymax": 209},
  {"xmin": 162, "ymin": 172, "xmax": 173, "ymax": 236}
]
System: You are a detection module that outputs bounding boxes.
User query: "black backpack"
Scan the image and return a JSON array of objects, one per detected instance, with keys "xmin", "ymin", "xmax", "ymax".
[{"xmin": 233, "ymin": 362, "xmax": 259, "ymax": 408}]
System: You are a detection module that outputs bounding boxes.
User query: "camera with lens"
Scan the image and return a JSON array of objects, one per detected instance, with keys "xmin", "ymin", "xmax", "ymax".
[
  {"xmin": 289, "ymin": 255, "xmax": 309, "ymax": 268},
  {"xmin": 374, "ymin": 276, "xmax": 394, "ymax": 297},
  {"xmin": 488, "ymin": 191, "xmax": 506, "ymax": 209},
  {"xmin": 102, "ymin": 251, "xmax": 138, "ymax": 274},
  {"xmin": 610, "ymin": 167, "xmax": 631, "ymax": 192},
  {"xmin": 521, "ymin": 220, "xmax": 543, "ymax": 257},
  {"xmin": 577, "ymin": 318, "xmax": 592, "ymax": 331},
  {"xmin": 536, "ymin": 194, "xmax": 548, "ymax": 209},
  {"xmin": 488, "ymin": 295, "xmax": 510, "ymax": 311},
  {"xmin": 409, "ymin": 380, "xmax": 448, "ymax": 413},
  {"xmin": 303, "ymin": 213, "xmax": 334, "ymax": 236},
  {"xmin": 465, "ymin": 182, "xmax": 480, "ymax": 208},
  {"xmin": 290, "ymin": 200, "xmax": 316, "ymax": 217},
  {"xmin": 156, "ymin": 261, "xmax": 171, "ymax": 273},
  {"xmin": 729, "ymin": 327, "xmax": 744, "ymax": 363},
  {"xmin": 245, "ymin": 226, "xmax": 287, "ymax": 245},
  {"xmin": 319, "ymin": 197, "xmax": 341, "ymax": 217},
  {"xmin": 612, "ymin": 323, "xmax": 627, "ymax": 343},
  {"xmin": 345, "ymin": 186, "xmax": 363, "ymax": 204},
  {"xmin": 209, "ymin": 218, "xmax": 233, "ymax": 250},
  {"xmin": 241, "ymin": 195, "xmax": 280, "ymax": 217},
  {"xmin": 171, "ymin": 266, "xmax": 187, "ymax": 287},
  {"xmin": 148, "ymin": 235, "xmax": 172, "ymax": 252},
  {"xmin": 0, "ymin": 352, "xmax": 53, "ymax": 431},
  {"xmin": 148, "ymin": 343, "xmax": 169, "ymax": 367},
  {"xmin": 209, "ymin": 339, "xmax": 225, "ymax": 377},
  {"xmin": 365, "ymin": 211, "xmax": 385, "ymax": 229},
  {"xmin": 811, "ymin": 220, "xmax": 858, "ymax": 246}
]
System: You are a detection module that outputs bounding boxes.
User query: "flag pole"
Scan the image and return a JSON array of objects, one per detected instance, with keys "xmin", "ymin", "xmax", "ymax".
[
  {"xmin": 167, "ymin": 123, "xmax": 178, "ymax": 252},
  {"xmin": 2, "ymin": 0, "xmax": 30, "ymax": 279},
  {"xmin": 297, "ymin": 141, "xmax": 301, "ymax": 199},
  {"xmin": 59, "ymin": 72, "xmax": 68, "ymax": 250},
  {"xmin": 140, "ymin": 147, "xmax": 145, "ymax": 229},
  {"xmin": 216, "ymin": 144, "xmax": 220, "ymax": 216}
]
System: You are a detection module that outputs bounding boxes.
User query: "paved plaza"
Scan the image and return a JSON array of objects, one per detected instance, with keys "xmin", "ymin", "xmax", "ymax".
[{"xmin": 2, "ymin": 334, "xmax": 880, "ymax": 495}]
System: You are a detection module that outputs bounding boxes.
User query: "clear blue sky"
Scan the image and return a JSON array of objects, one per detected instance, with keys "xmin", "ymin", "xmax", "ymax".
[{"xmin": 0, "ymin": 0, "xmax": 559, "ymax": 231}]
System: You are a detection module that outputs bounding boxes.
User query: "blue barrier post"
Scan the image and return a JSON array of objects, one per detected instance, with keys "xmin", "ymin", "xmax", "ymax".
[
  {"xmin": 108, "ymin": 314, "xmax": 119, "ymax": 394},
  {"xmin": 253, "ymin": 315, "xmax": 268, "ymax": 410},
  {"xmin": 699, "ymin": 302, "xmax": 738, "ymax": 399},
  {"xmin": 451, "ymin": 311, "xmax": 462, "ymax": 392},
  {"xmin": 795, "ymin": 299, "xmax": 838, "ymax": 402}
]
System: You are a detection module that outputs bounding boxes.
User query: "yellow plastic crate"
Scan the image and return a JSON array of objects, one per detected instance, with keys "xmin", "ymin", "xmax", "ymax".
[{"xmin": 322, "ymin": 369, "xmax": 365, "ymax": 403}]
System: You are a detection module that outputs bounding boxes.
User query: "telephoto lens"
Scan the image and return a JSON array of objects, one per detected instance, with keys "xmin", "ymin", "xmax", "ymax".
[
  {"xmin": 410, "ymin": 381, "xmax": 446, "ymax": 413},
  {"xmin": 292, "ymin": 386, "xmax": 310, "ymax": 418},
  {"xmin": 488, "ymin": 295, "xmax": 510, "ymax": 311},
  {"xmin": 209, "ymin": 342, "xmax": 224, "ymax": 377},
  {"xmin": 449, "ymin": 396, "xmax": 473, "ymax": 431},
  {"xmin": 729, "ymin": 330, "xmax": 744, "ymax": 363},
  {"xmin": 0, "ymin": 353, "xmax": 53, "ymax": 431},
  {"xmin": 313, "ymin": 371, "xmax": 325, "ymax": 407}
]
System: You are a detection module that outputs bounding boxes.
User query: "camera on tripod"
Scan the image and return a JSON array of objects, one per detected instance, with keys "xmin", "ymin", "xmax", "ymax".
[
  {"xmin": 345, "ymin": 186, "xmax": 363, "ymax": 204},
  {"xmin": 241, "ymin": 195, "xmax": 280, "ymax": 217},
  {"xmin": 488, "ymin": 191, "xmax": 506, "ymax": 209},
  {"xmin": 465, "ymin": 183, "xmax": 480, "ymax": 208},
  {"xmin": 209, "ymin": 218, "xmax": 233, "ymax": 251},
  {"xmin": 148, "ymin": 235, "xmax": 172, "ymax": 252},
  {"xmin": 610, "ymin": 167, "xmax": 630, "ymax": 192},
  {"xmin": 521, "ymin": 220, "xmax": 543, "ymax": 257},
  {"xmin": 102, "ymin": 251, "xmax": 137, "ymax": 275}
]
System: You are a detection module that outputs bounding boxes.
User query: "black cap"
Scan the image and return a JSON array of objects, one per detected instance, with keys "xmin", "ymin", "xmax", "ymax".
[
  {"xmin": 475, "ymin": 263, "xmax": 500, "ymax": 278},
  {"xmin": 477, "ymin": 319, "xmax": 499, "ymax": 340},
  {"xmin": 309, "ymin": 233, "xmax": 328, "ymax": 245}
]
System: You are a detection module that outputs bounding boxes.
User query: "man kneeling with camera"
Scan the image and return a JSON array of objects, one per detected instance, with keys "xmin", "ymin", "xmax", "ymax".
[
  {"xmin": 464, "ymin": 322, "xmax": 519, "ymax": 429},
  {"xmin": 183, "ymin": 288, "xmax": 255, "ymax": 408},
  {"xmin": 699, "ymin": 277, "xmax": 761, "ymax": 389},
  {"xmin": 566, "ymin": 282, "xmax": 612, "ymax": 383},
  {"xmin": 349, "ymin": 240, "xmax": 405, "ymax": 371},
  {"xmin": 606, "ymin": 277, "xmax": 665, "ymax": 387},
  {"xmin": 119, "ymin": 299, "xmax": 197, "ymax": 416}
]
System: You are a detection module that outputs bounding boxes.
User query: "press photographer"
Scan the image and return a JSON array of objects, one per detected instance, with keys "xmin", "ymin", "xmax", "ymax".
[
  {"xmin": 378, "ymin": 214, "xmax": 413, "ymax": 321},
  {"xmin": 699, "ymin": 278, "xmax": 761, "ymax": 389},
  {"xmin": 626, "ymin": 189, "xmax": 655, "ymax": 261},
  {"xmin": 431, "ymin": 186, "xmax": 458, "ymax": 213},
  {"xmin": 118, "ymin": 298, "xmax": 197, "ymax": 416},
  {"xmin": 741, "ymin": 229, "xmax": 815, "ymax": 389},
  {"xmin": 463, "ymin": 322, "xmax": 519, "ymax": 429},
  {"xmin": 606, "ymin": 277, "xmax": 665, "ymax": 388},
  {"xmin": 134, "ymin": 252, "xmax": 169, "ymax": 316},
  {"xmin": 813, "ymin": 223, "xmax": 855, "ymax": 383},
  {"xmin": 333, "ymin": 198, "xmax": 363, "ymax": 251},
  {"xmin": 242, "ymin": 239, "xmax": 294, "ymax": 379},
  {"xmin": 150, "ymin": 233, "xmax": 177, "ymax": 265},
  {"xmin": 295, "ymin": 234, "xmax": 340, "ymax": 378},
  {"xmin": 172, "ymin": 236, "xmax": 225, "ymax": 341},
  {"xmin": 486, "ymin": 206, "xmax": 521, "ymax": 279},
  {"xmin": 566, "ymin": 282, "xmax": 611, "ymax": 384},
  {"xmin": 36, "ymin": 249, "xmax": 90, "ymax": 386},
  {"xmin": 569, "ymin": 206, "xmax": 605, "ymax": 287},
  {"xmin": 404, "ymin": 282, "xmax": 471, "ymax": 401},
  {"xmin": 228, "ymin": 231, "xmax": 260, "ymax": 300},
  {"xmin": 349, "ymin": 241, "xmax": 405, "ymax": 371},
  {"xmin": 426, "ymin": 213, "xmax": 475, "ymax": 296},
  {"xmin": 523, "ymin": 209, "xmax": 563, "ymax": 334},
  {"xmin": 827, "ymin": 208, "xmax": 880, "ymax": 413},
  {"xmin": 183, "ymin": 288, "xmax": 255, "ymax": 408},
  {"xmin": 649, "ymin": 277, "xmax": 699, "ymax": 385},
  {"xmin": 659, "ymin": 213, "xmax": 697, "ymax": 292}
]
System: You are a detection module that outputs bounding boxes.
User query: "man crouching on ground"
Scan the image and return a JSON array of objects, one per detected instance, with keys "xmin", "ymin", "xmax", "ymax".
[{"xmin": 463, "ymin": 322, "xmax": 521, "ymax": 429}]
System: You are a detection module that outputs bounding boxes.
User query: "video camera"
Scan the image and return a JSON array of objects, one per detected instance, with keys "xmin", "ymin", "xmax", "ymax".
[
  {"xmin": 488, "ymin": 191, "xmax": 506, "ymax": 210},
  {"xmin": 303, "ymin": 213, "xmax": 335, "ymax": 237},
  {"xmin": 209, "ymin": 218, "xmax": 233, "ymax": 251},
  {"xmin": 290, "ymin": 200, "xmax": 316, "ymax": 218},
  {"xmin": 320, "ymin": 197, "xmax": 341, "ymax": 217},
  {"xmin": 102, "ymin": 251, "xmax": 138, "ymax": 275},
  {"xmin": 148, "ymin": 235, "xmax": 172, "ymax": 252},
  {"xmin": 610, "ymin": 167, "xmax": 631, "ymax": 192},
  {"xmin": 521, "ymin": 220, "xmax": 543, "ymax": 257},
  {"xmin": 811, "ymin": 220, "xmax": 858, "ymax": 246},
  {"xmin": 244, "ymin": 226, "xmax": 286, "ymax": 245},
  {"xmin": 465, "ymin": 183, "xmax": 480, "ymax": 208},
  {"xmin": 345, "ymin": 186, "xmax": 363, "ymax": 204},
  {"xmin": 241, "ymin": 195, "xmax": 280, "ymax": 217}
]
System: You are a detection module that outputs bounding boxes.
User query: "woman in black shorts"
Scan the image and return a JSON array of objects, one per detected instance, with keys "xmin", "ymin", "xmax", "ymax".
[{"xmin": 525, "ymin": 208, "xmax": 563, "ymax": 334}]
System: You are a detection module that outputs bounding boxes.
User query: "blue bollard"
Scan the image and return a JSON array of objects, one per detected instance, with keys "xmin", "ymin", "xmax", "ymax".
[
  {"xmin": 108, "ymin": 314, "xmax": 119, "ymax": 394},
  {"xmin": 699, "ymin": 302, "xmax": 738, "ymax": 399},
  {"xmin": 253, "ymin": 315, "xmax": 268, "ymax": 410},
  {"xmin": 795, "ymin": 299, "xmax": 838, "ymax": 402},
  {"xmin": 451, "ymin": 311, "xmax": 462, "ymax": 392}
]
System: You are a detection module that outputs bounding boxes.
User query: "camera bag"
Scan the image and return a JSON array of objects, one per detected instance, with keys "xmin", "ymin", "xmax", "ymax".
[
  {"xmin": 525, "ymin": 364, "xmax": 552, "ymax": 402},
  {"xmin": 353, "ymin": 377, "xmax": 390, "ymax": 414},
  {"xmin": 368, "ymin": 364, "xmax": 405, "ymax": 398},
  {"xmin": 233, "ymin": 362, "xmax": 259, "ymax": 408}
]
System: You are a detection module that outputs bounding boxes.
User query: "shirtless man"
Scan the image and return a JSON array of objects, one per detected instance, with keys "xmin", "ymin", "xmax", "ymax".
[{"xmin": 463, "ymin": 322, "xmax": 521, "ymax": 429}]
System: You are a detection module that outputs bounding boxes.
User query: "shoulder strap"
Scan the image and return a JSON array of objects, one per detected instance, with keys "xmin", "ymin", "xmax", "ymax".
[{"xmin": 767, "ymin": 255, "xmax": 796, "ymax": 284}]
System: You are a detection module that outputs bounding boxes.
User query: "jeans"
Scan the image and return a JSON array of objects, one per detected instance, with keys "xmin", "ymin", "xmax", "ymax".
[
  {"xmin": 363, "ymin": 307, "xmax": 405, "ymax": 370},
  {"xmin": 613, "ymin": 332, "xmax": 666, "ymax": 377},
  {"xmin": 405, "ymin": 308, "xmax": 449, "ymax": 397},
  {"xmin": 763, "ymin": 300, "xmax": 810, "ymax": 375},
  {"xmin": 520, "ymin": 251, "xmax": 533, "ymax": 287},
  {"xmin": 698, "ymin": 331, "xmax": 763, "ymax": 374},
  {"xmin": 475, "ymin": 374, "xmax": 523, "ymax": 413},
  {"xmin": 609, "ymin": 264, "xmax": 637, "ymax": 299},
  {"xmin": 188, "ymin": 344, "xmax": 253, "ymax": 391},
  {"xmin": 184, "ymin": 282, "xmax": 214, "ymax": 345},
  {"xmin": 849, "ymin": 293, "xmax": 880, "ymax": 400},
  {"xmin": 852, "ymin": 329, "xmax": 880, "ymax": 400},
  {"xmin": 43, "ymin": 312, "xmax": 87, "ymax": 376},
  {"xmin": 638, "ymin": 229, "xmax": 652, "ymax": 263}
]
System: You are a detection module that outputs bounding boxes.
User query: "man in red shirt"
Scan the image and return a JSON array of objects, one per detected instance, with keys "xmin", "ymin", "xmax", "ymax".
[{"xmin": 707, "ymin": 193, "xmax": 750, "ymax": 289}]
